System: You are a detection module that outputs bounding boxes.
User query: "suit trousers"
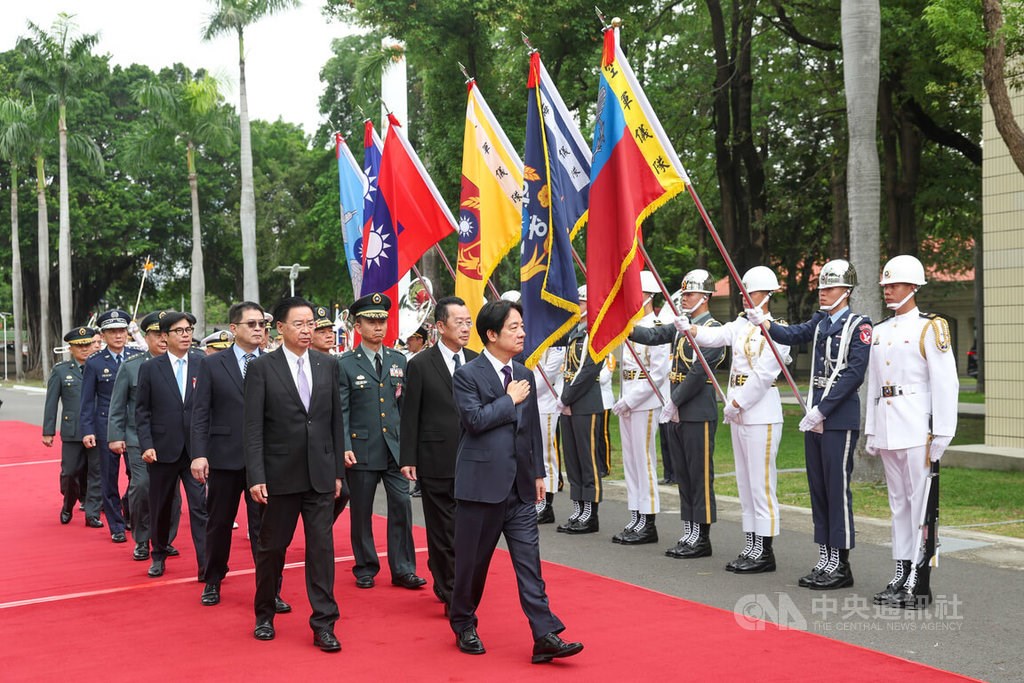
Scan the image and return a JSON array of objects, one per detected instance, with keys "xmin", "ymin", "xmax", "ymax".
[
  {"xmin": 805, "ymin": 429, "xmax": 857, "ymax": 549},
  {"xmin": 668, "ymin": 420, "xmax": 717, "ymax": 525},
  {"xmin": 559, "ymin": 413, "xmax": 605, "ymax": 503},
  {"xmin": 148, "ymin": 450, "xmax": 208, "ymax": 569},
  {"xmin": 539, "ymin": 412, "xmax": 561, "ymax": 493},
  {"xmin": 731, "ymin": 422, "xmax": 782, "ymax": 537},
  {"xmin": 204, "ymin": 468, "xmax": 263, "ymax": 584},
  {"xmin": 126, "ymin": 445, "xmax": 179, "ymax": 547},
  {"xmin": 879, "ymin": 446, "xmax": 930, "ymax": 561},
  {"xmin": 450, "ymin": 488, "xmax": 564, "ymax": 641},
  {"xmin": 59, "ymin": 440, "xmax": 102, "ymax": 519},
  {"xmin": 418, "ymin": 475, "xmax": 456, "ymax": 604},
  {"xmin": 619, "ymin": 408, "xmax": 661, "ymax": 514},
  {"xmin": 254, "ymin": 489, "xmax": 338, "ymax": 630},
  {"xmin": 347, "ymin": 458, "xmax": 416, "ymax": 579},
  {"xmin": 98, "ymin": 439, "xmax": 127, "ymax": 532},
  {"xmin": 659, "ymin": 424, "xmax": 675, "ymax": 482}
]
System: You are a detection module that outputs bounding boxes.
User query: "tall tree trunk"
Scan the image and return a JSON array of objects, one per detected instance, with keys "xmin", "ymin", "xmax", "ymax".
[
  {"xmin": 842, "ymin": 0, "xmax": 883, "ymax": 483},
  {"xmin": 879, "ymin": 79, "xmax": 923, "ymax": 258},
  {"xmin": 982, "ymin": 0, "xmax": 1024, "ymax": 175},
  {"xmin": 973, "ymin": 229, "xmax": 984, "ymax": 393},
  {"xmin": 188, "ymin": 143, "xmax": 206, "ymax": 336},
  {"xmin": 58, "ymin": 107, "xmax": 72, "ymax": 346},
  {"xmin": 10, "ymin": 164, "xmax": 25, "ymax": 381},
  {"xmin": 237, "ymin": 29, "xmax": 259, "ymax": 302},
  {"xmin": 35, "ymin": 155, "xmax": 51, "ymax": 379}
]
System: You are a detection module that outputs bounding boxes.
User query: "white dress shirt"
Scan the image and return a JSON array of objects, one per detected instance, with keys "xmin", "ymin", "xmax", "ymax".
[{"xmin": 437, "ymin": 341, "xmax": 466, "ymax": 377}]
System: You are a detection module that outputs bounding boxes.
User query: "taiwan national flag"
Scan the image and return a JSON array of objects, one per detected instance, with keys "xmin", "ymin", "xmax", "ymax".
[
  {"xmin": 336, "ymin": 133, "xmax": 367, "ymax": 297},
  {"xmin": 360, "ymin": 120, "xmax": 384, "ymax": 297},
  {"xmin": 584, "ymin": 26, "xmax": 689, "ymax": 362},
  {"xmin": 520, "ymin": 51, "xmax": 590, "ymax": 368}
]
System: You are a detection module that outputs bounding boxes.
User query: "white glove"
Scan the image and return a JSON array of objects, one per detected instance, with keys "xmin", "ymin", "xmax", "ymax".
[
  {"xmin": 745, "ymin": 307, "xmax": 767, "ymax": 327},
  {"xmin": 672, "ymin": 315, "xmax": 691, "ymax": 334},
  {"xmin": 612, "ymin": 399, "xmax": 630, "ymax": 417},
  {"xmin": 798, "ymin": 406, "xmax": 825, "ymax": 433},
  {"xmin": 723, "ymin": 403, "xmax": 741, "ymax": 424},
  {"xmin": 556, "ymin": 400, "xmax": 571, "ymax": 416},
  {"xmin": 864, "ymin": 435, "xmax": 878, "ymax": 456},
  {"xmin": 929, "ymin": 435, "xmax": 953, "ymax": 462},
  {"xmin": 658, "ymin": 401, "xmax": 678, "ymax": 424},
  {"xmin": 128, "ymin": 320, "xmax": 140, "ymax": 336}
]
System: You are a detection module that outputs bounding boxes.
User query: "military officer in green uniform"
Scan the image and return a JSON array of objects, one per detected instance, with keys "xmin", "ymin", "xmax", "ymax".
[
  {"xmin": 43, "ymin": 326, "xmax": 102, "ymax": 525},
  {"xmin": 338, "ymin": 293, "xmax": 424, "ymax": 590},
  {"xmin": 108, "ymin": 311, "xmax": 181, "ymax": 561}
]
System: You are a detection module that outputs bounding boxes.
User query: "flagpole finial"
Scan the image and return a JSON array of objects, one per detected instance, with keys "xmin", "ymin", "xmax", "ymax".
[
  {"xmin": 521, "ymin": 31, "xmax": 536, "ymax": 53},
  {"xmin": 595, "ymin": 6, "xmax": 608, "ymax": 28},
  {"xmin": 610, "ymin": 16, "xmax": 623, "ymax": 28},
  {"xmin": 457, "ymin": 61, "xmax": 474, "ymax": 84}
]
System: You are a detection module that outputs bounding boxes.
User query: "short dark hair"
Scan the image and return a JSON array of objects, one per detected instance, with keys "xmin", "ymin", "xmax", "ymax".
[
  {"xmin": 229, "ymin": 301, "xmax": 265, "ymax": 324},
  {"xmin": 435, "ymin": 296, "xmax": 466, "ymax": 323},
  {"xmin": 475, "ymin": 299, "xmax": 522, "ymax": 345},
  {"xmin": 159, "ymin": 311, "xmax": 197, "ymax": 334},
  {"xmin": 273, "ymin": 297, "xmax": 314, "ymax": 325}
]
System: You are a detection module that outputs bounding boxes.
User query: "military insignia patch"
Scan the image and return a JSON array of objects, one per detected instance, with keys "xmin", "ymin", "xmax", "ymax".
[{"xmin": 858, "ymin": 324, "xmax": 872, "ymax": 345}]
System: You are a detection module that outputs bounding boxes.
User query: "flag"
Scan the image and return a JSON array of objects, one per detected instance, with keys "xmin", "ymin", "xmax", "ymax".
[
  {"xmin": 336, "ymin": 133, "xmax": 368, "ymax": 296},
  {"xmin": 456, "ymin": 80, "xmax": 524, "ymax": 351},
  {"xmin": 366, "ymin": 114, "xmax": 458, "ymax": 346},
  {"xmin": 360, "ymin": 120, "xmax": 384, "ymax": 297},
  {"xmin": 584, "ymin": 26, "xmax": 689, "ymax": 362},
  {"xmin": 520, "ymin": 51, "xmax": 589, "ymax": 367}
]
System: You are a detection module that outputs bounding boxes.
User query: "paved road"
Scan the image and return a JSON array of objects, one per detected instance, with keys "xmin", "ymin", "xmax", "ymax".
[{"xmin": 3, "ymin": 384, "xmax": 1018, "ymax": 681}]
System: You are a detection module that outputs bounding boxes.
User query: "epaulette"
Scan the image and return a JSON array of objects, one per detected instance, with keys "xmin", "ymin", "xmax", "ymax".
[
  {"xmin": 773, "ymin": 318, "xmax": 788, "ymax": 326},
  {"xmin": 653, "ymin": 319, "xmax": 664, "ymax": 326},
  {"xmin": 86, "ymin": 349, "xmax": 102, "ymax": 359},
  {"xmin": 123, "ymin": 353, "xmax": 147, "ymax": 365},
  {"xmin": 919, "ymin": 312, "xmax": 939, "ymax": 320}
]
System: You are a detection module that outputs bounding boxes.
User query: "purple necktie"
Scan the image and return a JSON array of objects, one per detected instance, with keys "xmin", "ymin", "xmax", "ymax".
[
  {"xmin": 502, "ymin": 365, "xmax": 512, "ymax": 390},
  {"xmin": 296, "ymin": 356, "xmax": 311, "ymax": 411}
]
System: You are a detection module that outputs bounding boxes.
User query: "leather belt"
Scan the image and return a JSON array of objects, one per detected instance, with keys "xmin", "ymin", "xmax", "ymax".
[
  {"xmin": 669, "ymin": 370, "xmax": 712, "ymax": 385},
  {"xmin": 623, "ymin": 370, "xmax": 648, "ymax": 381},
  {"xmin": 730, "ymin": 374, "xmax": 777, "ymax": 388},
  {"xmin": 879, "ymin": 383, "xmax": 926, "ymax": 398}
]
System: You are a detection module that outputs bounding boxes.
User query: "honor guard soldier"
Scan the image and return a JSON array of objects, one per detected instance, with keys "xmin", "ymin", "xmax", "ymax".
[
  {"xmin": 864, "ymin": 255, "xmax": 957, "ymax": 608},
  {"xmin": 43, "ymin": 326, "xmax": 102, "ymax": 525},
  {"xmin": 749, "ymin": 260, "xmax": 871, "ymax": 589},
  {"xmin": 80, "ymin": 309, "xmax": 142, "ymax": 542},
  {"xmin": 405, "ymin": 325, "xmax": 429, "ymax": 359},
  {"xmin": 338, "ymin": 293, "xmax": 425, "ymax": 590},
  {"xmin": 108, "ymin": 311, "xmax": 181, "ymax": 561},
  {"xmin": 609, "ymin": 271, "xmax": 670, "ymax": 545},
  {"xmin": 534, "ymin": 346, "xmax": 565, "ymax": 524},
  {"xmin": 684, "ymin": 266, "xmax": 790, "ymax": 573},
  {"xmin": 555, "ymin": 285, "xmax": 607, "ymax": 534},
  {"xmin": 200, "ymin": 330, "xmax": 234, "ymax": 354},
  {"xmin": 631, "ymin": 269, "xmax": 724, "ymax": 558},
  {"xmin": 310, "ymin": 305, "xmax": 337, "ymax": 354}
]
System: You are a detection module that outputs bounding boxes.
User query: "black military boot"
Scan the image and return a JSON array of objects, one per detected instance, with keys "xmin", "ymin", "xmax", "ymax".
[
  {"xmin": 557, "ymin": 500, "xmax": 582, "ymax": 533},
  {"xmin": 811, "ymin": 547, "xmax": 854, "ymax": 590},
  {"xmin": 675, "ymin": 523, "xmax": 712, "ymax": 558},
  {"xmin": 612, "ymin": 510, "xmax": 639, "ymax": 543},
  {"xmin": 621, "ymin": 514, "xmax": 658, "ymax": 545},
  {"xmin": 733, "ymin": 535, "xmax": 776, "ymax": 573},
  {"xmin": 565, "ymin": 502, "xmax": 599, "ymax": 534},
  {"xmin": 799, "ymin": 544, "xmax": 829, "ymax": 588},
  {"xmin": 726, "ymin": 532, "xmax": 755, "ymax": 572},
  {"xmin": 891, "ymin": 564, "xmax": 933, "ymax": 609},
  {"xmin": 665, "ymin": 521, "xmax": 693, "ymax": 558},
  {"xmin": 873, "ymin": 560, "xmax": 911, "ymax": 604},
  {"xmin": 537, "ymin": 493, "xmax": 555, "ymax": 524}
]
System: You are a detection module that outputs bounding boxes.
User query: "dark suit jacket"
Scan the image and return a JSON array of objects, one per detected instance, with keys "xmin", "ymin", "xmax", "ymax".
[
  {"xmin": 243, "ymin": 347, "xmax": 346, "ymax": 495},
  {"xmin": 452, "ymin": 354, "xmax": 544, "ymax": 505},
  {"xmin": 135, "ymin": 349, "xmax": 205, "ymax": 461},
  {"xmin": 192, "ymin": 346, "xmax": 260, "ymax": 470},
  {"xmin": 399, "ymin": 344, "xmax": 478, "ymax": 478}
]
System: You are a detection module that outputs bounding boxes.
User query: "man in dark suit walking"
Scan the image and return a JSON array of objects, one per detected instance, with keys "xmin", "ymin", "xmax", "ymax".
[
  {"xmin": 191, "ymin": 301, "xmax": 290, "ymax": 613},
  {"xmin": 449, "ymin": 299, "xmax": 583, "ymax": 664},
  {"xmin": 400, "ymin": 296, "xmax": 477, "ymax": 612},
  {"xmin": 244, "ymin": 297, "xmax": 346, "ymax": 652},
  {"xmin": 136, "ymin": 311, "xmax": 208, "ymax": 580}
]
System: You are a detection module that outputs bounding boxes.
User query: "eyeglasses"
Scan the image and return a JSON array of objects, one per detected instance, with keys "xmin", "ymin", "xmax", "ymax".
[
  {"xmin": 443, "ymin": 319, "xmax": 473, "ymax": 329},
  {"xmin": 287, "ymin": 321, "xmax": 316, "ymax": 330},
  {"xmin": 235, "ymin": 320, "xmax": 264, "ymax": 329},
  {"xmin": 167, "ymin": 326, "xmax": 194, "ymax": 336}
]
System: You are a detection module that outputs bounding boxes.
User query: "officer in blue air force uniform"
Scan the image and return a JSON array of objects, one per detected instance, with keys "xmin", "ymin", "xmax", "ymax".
[{"xmin": 748, "ymin": 259, "xmax": 871, "ymax": 590}]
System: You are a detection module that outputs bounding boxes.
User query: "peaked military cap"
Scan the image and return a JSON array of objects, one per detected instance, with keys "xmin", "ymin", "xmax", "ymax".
[
  {"xmin": 350, "ymin": 293, "xmax": 391, "ymax": 320},
  {"xmin": 97, "ymin": 309, "xmax": 131, "ymax": 330},
  {"xmin": 201, "ymin": 330, "xmax": 234, "ymax": 350},
  {"xmin": 313, "ymin": 305, "xmax": 334, "ymax": 330},
  {"xmin": 64, "ymin": 327, "xmax": 98, "ymax": 345}
]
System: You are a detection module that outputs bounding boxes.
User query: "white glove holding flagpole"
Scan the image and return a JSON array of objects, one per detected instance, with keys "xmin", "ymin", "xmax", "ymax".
[
  {"xmin": 658, "ymin": 400, "xmax": 678, "ymax": 424},
  {"xmin": 672, "ymin": 315, "xmax": 691, "ymax": 334},
  {"xmin": 723, "ymin": 403, "xmax": 741, "ymax": 424},
  {"xmin": 745, "ymin": 307, "xmax": 768, "ymax": 327},
  {"xmin": 798, "ymin": 406, "xmax": 825, "ymax": 433}
]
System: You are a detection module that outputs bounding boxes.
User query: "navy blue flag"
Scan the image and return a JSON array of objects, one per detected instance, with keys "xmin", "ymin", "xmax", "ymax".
[{"xmin": 520, "ymin": 51, "xmax": 591, "ymax": 367}]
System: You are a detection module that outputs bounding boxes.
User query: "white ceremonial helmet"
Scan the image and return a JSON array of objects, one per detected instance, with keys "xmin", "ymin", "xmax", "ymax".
[
  {"xmin": 680, "ymin": 269, "xmax": 716, "ymax": 294},
  {"xmin": 500, "ymin": 290, "xmax": 522, "ymax": 303},
  {"xmin": 879, "ymin": 255, "xmax": 927, "ymax": 286},
  {"xmin": 741, "ymin": 265, "xmax": 780, "ymax": 293},
  {"xmin": 639, "ymin": 270, "xmax": 660, "ymax": 295},
  {"xmin": 818, "ymin": 259, "xmax": 857, "ymax": 289}
]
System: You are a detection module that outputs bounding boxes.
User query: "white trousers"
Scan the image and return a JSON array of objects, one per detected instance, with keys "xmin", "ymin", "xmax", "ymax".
[
  {"xmin": 879, "ymin": 446, "xmax": 930, "ymax": 561},
  {"xmin": 731, "ymin": 422, "xmax": 782, "ymax": 537},
  {"xmin": 619, "ymin": 408, "xmax": 660, "ymax": 514},
  {"xmin": 540, "ymin": 412, "xmax": 561, "ymax": 493}
]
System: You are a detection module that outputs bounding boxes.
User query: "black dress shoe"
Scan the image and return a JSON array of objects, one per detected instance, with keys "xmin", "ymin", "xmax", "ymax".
[
  {"xmin": 611, "ymin": 525, "xmax": 633, "ymax": 543},
  {"xmin": 133, "ymin": 543, "xmax": 150, "ymax": 561},
  {"xmin": 810, "ymin": 563, "xmax": 854, "ymax": 591},
  {"xmin": 274, "ymin": 596, "xmax": 292, "ymax": 613},
  {"xmin": 665, "ymin": 542, "xmax": 689, "ymax": 558},
  {"xmin": 532, "ymin": 632, "xmax": 584, "ymax": 664},
  {"xmin": 456, "ymin": 627, "xmax": 485, "ymax": 655},
  {"xmin": 732, "ymin": 551, "xmax": 776, "ymax": 574},
  {"xmin": 355, "ymin": 576, "xmax": 375, "ymax": 589},
  {"xmin": 201, "ymin": 583, "xmax": 221, "ymax": 606},
  {"xmin": 798, "ymin": 568, "xmax": 824, "ymax": 588},
  {"xmin": 111, "ymin": 531, "xmax": 127, "ymax": 543},
  {"xmin": 556, "ymin": 518, "xmax": 578, "ymax": 533},
  {"xmin": 85, "ymin": 517, "xmax": 104, "ymax": 528},
  {"xmin": 537, "ymin": 504, "xmax": 555, "ymax": 525},
  {"xmin": 165, "ymin": 545, "xmax": 180, "ymax": 557},
  {"xmin": 313, "ymin": 629, "xmax": 342, "ymax": 652},
  {"xmin": 563, "ymin": 517, "xmax": 599, "ymax": 535},
  {"xmin": 60, "ymin": 510, "xmax": 73, "ymax": 524},
  {"xmin": 148, "ymin": 558, "xmax": 165, "ymax": 577},
  {"xmin": 254, "ymin": 621, "xmax": 275, "ymax": 641},
  {"xmin": 392, "ymin": 573, "xmax": 427, "ymax": 589},
  {"xmin": 672, "ymin": 538, "xmax": 713, "ymax": 559},
  {"xmin": 620, "ymin": 525, "xmax": 658, "ymax": 545}
]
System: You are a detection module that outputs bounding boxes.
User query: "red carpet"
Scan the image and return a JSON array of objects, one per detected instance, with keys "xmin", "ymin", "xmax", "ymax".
[{"xmin": 1, "ymin": 421, "xmax": 975, "ymax": 681}]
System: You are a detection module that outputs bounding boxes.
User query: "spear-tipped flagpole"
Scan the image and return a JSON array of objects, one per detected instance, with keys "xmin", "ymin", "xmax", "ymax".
[{"xmin": 131, "ymin": 256, "xmax": 153, "ymax": 322}]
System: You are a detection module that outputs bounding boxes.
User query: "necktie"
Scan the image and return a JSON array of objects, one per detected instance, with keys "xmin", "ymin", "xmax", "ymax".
[
  {"xmin": 296, "ymin": 356, "xmax": 311, "ymax": 411},
  {"xmin": 375, "ymin": 353, "xmax": 383, "ymax": 378},
  {"xmin": 115, "ymin": 354, "xmax": 122, "ymax": 368},
  {"xmin": 175, "ymin": 358, "xmax": 186, "ymax": 400},
  {"xmin": 502, "ymin": 365, "xmax": 512, "ymax": 390},
  {"xmin": 453, "ymin": 353, "xmax": 462, "ymax": 371},
  {"xmin": 242, "ymin": 353, "xmax": 255, "ymax": 378}
]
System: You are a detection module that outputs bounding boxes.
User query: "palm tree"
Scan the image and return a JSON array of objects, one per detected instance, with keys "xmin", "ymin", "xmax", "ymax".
[
  {"xmin": 0, "ymin": 98, "xmax": 33, "ymax": 380},
  {"xmin": 202, "ymin": 0, "xmax": 300, "ymax": 303},
  {"xmin": 124, "ymin": 73, "xmax": 232, "ymax": 335},
  {"xmin": 17, "ymin": 13, "xmax": 102, "ymax": 335}
]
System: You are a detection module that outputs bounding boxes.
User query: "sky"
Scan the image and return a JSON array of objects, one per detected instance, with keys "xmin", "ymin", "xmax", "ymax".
[{"xmin": 2, "ymin": 0, "xmax": 357, "ymax": 139}]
